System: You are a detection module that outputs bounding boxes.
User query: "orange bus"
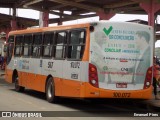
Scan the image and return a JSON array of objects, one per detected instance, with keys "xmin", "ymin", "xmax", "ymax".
[{"xmin": 5, "ymin": 21, "xmax": 153, "ymax": 103}]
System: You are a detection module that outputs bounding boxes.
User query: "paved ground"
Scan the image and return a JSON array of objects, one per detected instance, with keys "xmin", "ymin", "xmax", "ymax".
[{"xmin": 0, "ymin": 70, "xmax": 160, "ymax": 120}]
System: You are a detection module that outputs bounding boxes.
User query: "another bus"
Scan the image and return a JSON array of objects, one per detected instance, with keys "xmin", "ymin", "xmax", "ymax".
[{"xmin": 5, "ymin": 21, "xmax": 154, "ymax": 103}]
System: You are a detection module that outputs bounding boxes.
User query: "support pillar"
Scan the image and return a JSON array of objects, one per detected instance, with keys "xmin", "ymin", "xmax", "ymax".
[
  {"xmin": 42, "ymin": 11, "xmax": 49, "ymax": 27},
  {"xmin": 10, "ymin": 7, "xmax": 17, "ymax": 30},
  {"xmin": 39, "ymin": 11, "xmax": 49, "ymax": 27},
  {"xmin": 58, "ymin": 10, "xmax": 63, "ymax": 25},
  {"xmin": 10, "ymin": 20, "xmax": 17, "ymax": 30},
  {"xmin": 140, "ymin": 0, "xmax": 160, "ymax": 27},
  {"xmin": 96, "ymin": 10, "xmax": 115, "ymax": 20},
  {"xmin": 58, "ymin": 19, "xmax": 62, "ymax": 25}
]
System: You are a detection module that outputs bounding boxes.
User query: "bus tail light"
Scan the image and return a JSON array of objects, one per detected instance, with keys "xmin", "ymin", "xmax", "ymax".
[
  {"xmin": 89, "ymin": 63, "xmax": 99, "ymax": 88},
  {"xmin": 143, "ymin": 67, "xmax": 152, "ymax": 89}
]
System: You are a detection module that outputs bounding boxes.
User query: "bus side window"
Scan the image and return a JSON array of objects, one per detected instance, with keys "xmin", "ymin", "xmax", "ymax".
[
  {"xmin": 54, "ymin": 32, "xmax": 67, "ymax": 59},
  {"xmin": 67, "ymin": 30, "xmax": 86, "ymax": 60},
  {"xmin": 32, "ymin": 34, "xmax": 42, "ymax": 58},
  {"xmin": 23, "ymin": 34, "xmax": 32, "ymax": 57},
  {"xmin": 43, "ymin": 32, "xmax": 54, "ymax": 58},
  {"xmin": 14, "ymin": 35, "xmax": 23, "ymax": 57}
]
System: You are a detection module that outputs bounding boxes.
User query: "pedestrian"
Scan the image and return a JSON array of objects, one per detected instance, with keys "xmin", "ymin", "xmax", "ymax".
[
  {"xmin": 153, "ymin": 56, "xmax": 160, "ymax": 100},
  {"xmin": 0, "ymin": 54, "xmax": 2, "ymax": 66}
]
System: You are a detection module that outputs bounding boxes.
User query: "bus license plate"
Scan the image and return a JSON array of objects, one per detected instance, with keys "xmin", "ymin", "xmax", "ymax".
[
  {"xmin": 113, "ymin": 92, "xmax": 131, "ymax": 98},
  {"xmin": 116, "ymin": 83, "xmax": 127, "ymax": 88}
]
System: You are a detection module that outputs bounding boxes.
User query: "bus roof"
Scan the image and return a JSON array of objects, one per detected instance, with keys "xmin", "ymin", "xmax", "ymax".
[
  {"xmin": 9, "ymin": 22, "xmax": 91, "ymax": 36},
  {"xmin": 8, "ymin": 21, "xmax": 152, "ymax": 36}
]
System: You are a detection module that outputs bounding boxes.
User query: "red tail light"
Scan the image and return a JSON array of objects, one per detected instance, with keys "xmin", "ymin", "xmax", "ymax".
[
  {"xmin": 143, "ymin": 67, "xmax": 152, "ymax": 89},
  {"xmin": 89, "ymin": 63, "xmax": 99, "ymax": 88}
]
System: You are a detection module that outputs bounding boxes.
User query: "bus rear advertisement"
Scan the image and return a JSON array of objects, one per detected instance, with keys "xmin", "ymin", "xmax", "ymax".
[{"xmin": 5, "ymin": 21, "xmax": 153, "ymax": 103}]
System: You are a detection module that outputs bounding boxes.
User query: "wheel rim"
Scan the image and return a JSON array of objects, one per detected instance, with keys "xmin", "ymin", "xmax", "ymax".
[{"xmin": 47, "ymin": 82, "xmax": 53, "ymax": 98}]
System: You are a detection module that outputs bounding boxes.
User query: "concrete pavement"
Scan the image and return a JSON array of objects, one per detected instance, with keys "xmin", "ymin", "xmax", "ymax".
[{"xmin": 0, "ymin": 69, "xmax": 160, "ymax": 110}]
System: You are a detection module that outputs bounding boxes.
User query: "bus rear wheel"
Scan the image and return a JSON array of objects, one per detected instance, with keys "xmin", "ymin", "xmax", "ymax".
[
  {"xmin": 46, "ymin": 77, "xmax": 59, "ymax": 103},
  {"xmin": 14, "ymin": 74, "xmax": 24, "ymax": 92}
]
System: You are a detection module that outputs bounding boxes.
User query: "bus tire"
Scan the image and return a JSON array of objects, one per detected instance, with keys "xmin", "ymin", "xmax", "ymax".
[
  {"xmin": 46, "ymin": 77, "xmax": 58, "ymax": 103},
  {"xmin": 14, "ymin": 73, "xmax": 25, "ymax": 92}
]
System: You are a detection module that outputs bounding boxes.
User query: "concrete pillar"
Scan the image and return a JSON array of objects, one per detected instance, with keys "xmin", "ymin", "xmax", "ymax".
[
  {"xmin": 42, "ymin": 11, "xmax": 49, "ymax": 27},
  {"xmin": 10, "ymin": 20, "xmax": 17, "ymax": 30},
  {"xmin": 11, "ymin": 7, "xmax": 17, "ymax": 30},
  {"xmin": 39, "ymin": 11, "xmax": 49, "ymax": 27},
  {"xmin": 96, "ymin": 10, "xmax": 115, "ymax": 20}
]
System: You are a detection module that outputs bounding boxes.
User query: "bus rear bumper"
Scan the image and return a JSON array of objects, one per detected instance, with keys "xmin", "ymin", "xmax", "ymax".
[{"xmin": 83, "ymin": 83, "xmax": 152, "ymax": 99}]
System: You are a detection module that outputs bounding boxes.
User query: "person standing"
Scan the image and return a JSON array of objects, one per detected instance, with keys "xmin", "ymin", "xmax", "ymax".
[
  {"xmin": 153, "ymin": 57, "xmax": 160, "ymax": 100},
  {"xmin": 0, "ymin": 54, "xmax": 2, "ymax": 67}
]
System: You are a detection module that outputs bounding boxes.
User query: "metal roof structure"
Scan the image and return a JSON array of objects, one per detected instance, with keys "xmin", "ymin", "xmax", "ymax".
[
  {"xmin": 0, "ymin": 0, "xmax": 147, "ymax": 15},
  {"xmin": 0, "ymin": 0, "xmax": 160, "ymax": 30},
  {"xmin": 0, "ymin": 0, "xmax": 157, "ymax": 25},
  {"xmin": 0, "ymin": 13, "xmax": 38, "ymax": 28}
]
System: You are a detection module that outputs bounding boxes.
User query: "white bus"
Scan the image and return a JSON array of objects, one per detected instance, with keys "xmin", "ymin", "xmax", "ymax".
[{"xmin": 5, "ymin": 21, "xmax": 153, "ymax": 103}]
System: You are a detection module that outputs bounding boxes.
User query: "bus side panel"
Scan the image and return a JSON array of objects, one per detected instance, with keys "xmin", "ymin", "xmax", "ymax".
[
  {"xmin": 26, "ymin": 73, "xmax": 45, "ymax": 92},
  {"xmin": 61, "ymin": 79, "xmax": 80, "ymax": 97},
  {"xmin": 18, "ymin": 71, "xmax": 23, "ymax": 86},
  {"xmin": 54, "ymin": 77, "xmax": 62, "ymax": 96},
  {"xmin": 18, "ymin": 71, "xmax": 47, "ymax": 93},
  {"xmin": 20, "ymin": 72, "xmax": 28, "ymax": 88},
  {"xmin": 54, "ymin": 62, "xmax": 89, "ymax": 97},
  {"xmin": 41, "ymin": 75, "xmax": 47, "ymax": 93},
  {"xmin": 5, "ymin": 69, "xmax": 13, "ymax": 83}
]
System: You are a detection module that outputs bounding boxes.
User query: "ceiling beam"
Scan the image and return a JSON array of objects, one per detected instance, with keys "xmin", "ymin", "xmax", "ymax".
[
  {"xmin": 72, "ymin": 10, "xmax": 94, "ymax": 15},
  {"xmin": 15, "ymin": 0, "xmax": 32, "ymax": 8},
  {"xmin": 75, "ymin": 0, "xmax": 86, "ymax": 2},
  {"xmin": 48, "ymin": 0, "xmax": 102, "ymax": 11},
  {"xmin": 25, "ymin": 5, "xmax": 96, "ymax": 20},
  {"xmin": 0, "ymin": 13, "xmax": 38, "ymax": 27},
  {"xmin": 19, "ymin": 5, "xmax": 97, "ymax": 24},
  {"xmin": 112, "ymin": 6, "xmax": 141, "ymax": 13},
  {"xmin": 49, "ymin": 0, "xmax": 87, "ymax": 10},
  {"xmin": 131, "ymin": 0, "xmax": 150, "ymax": 3},
  {"xmin": 50, "ymin": 10, "xmax": 96, "ymax": 18},
  {"xmin": 123, "ymin": 10, "xmax": 146, "ymax": 14},
  {"xmin": 104, "ymin": 1, "xmax": 139, "ymax": 8},
  {"xmin": 49, "ymin": 10, "xmax": 72, "ymax": 17},
  {"xmin": 23, "ymin": 0, "xmax": 43, "ymax": 8},
  {"xmin": 0, "ymin": 13, "xmax": 12, "ymax": 19},
  {"xmin": 48, "ymin": 13, "xmax": 97, "ymax": 24},
  {"xmin": 49, "ymin": 4, "xmax": 65, "ymax": 10},
  {"xmin": 0, "ymin": 3, "xmax": 13, "ymax": 8},
  {"xmin": 17, "ymin": 19, "xmax": 39, "ymax": 26}
]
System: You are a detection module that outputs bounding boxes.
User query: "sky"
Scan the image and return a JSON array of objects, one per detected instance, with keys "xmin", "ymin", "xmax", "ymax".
[
  {"xmin": 0, "ymin": 8, "xmax": 148, "ymax": 23},
  {"xmin": 1, "ymin": 8, "xmax": 160, "ymax": 47}
]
